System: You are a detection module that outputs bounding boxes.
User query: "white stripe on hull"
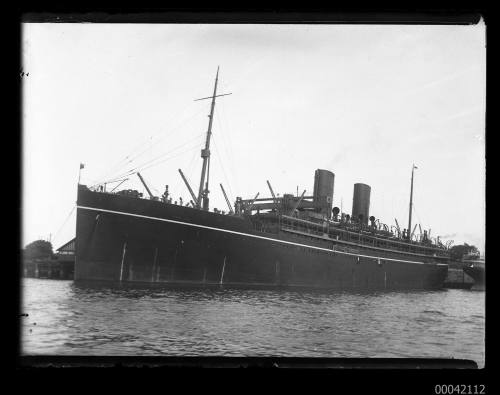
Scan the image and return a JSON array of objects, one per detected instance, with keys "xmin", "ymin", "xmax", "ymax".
[{"xmin": 76, "ymin": 205, "xmax": 448, "ymax": 267}]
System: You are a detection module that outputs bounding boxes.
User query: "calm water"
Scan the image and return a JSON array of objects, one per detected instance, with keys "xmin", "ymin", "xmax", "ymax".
[{"xmin": 21, "ymin": 278, "xmax": 485, "ymax": 366}]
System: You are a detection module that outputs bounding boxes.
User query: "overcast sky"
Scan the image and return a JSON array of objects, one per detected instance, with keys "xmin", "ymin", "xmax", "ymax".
[{"xmin": 22, "ymin": 23, "xmax": 485, "ymax": 253}]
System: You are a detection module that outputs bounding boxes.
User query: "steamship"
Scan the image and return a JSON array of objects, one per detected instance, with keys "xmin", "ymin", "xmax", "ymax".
[{"xmin": 75, "ymin": 68, "xmax": 450, "ymax": 289}]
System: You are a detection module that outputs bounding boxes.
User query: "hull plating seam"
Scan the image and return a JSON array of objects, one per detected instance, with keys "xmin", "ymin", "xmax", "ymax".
[{"xmin": 77, "ymin": 205, "xmax": 447, "ymax": 267}]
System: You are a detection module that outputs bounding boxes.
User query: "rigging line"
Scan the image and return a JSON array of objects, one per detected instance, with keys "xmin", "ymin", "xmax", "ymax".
[
  {"xmin": 83, "ymin": 177, "xmax": 104, "ymax": 188},
  {"xmin": 89, "ymin": 176, "xmax": 130, "ymax": 189},
  {"xmin": 96, "ymin": 104, "xmax": 206, "ymax": 183},
  {"xmin": 413, "ymin": 203, "xmax": 424, "ymax": 229},
  {"xmin": 131, "ymin": 134, "xmax": 205, "ymax": 166},
  {"xmin": 106, "ymin": 132, "xmax": 206, "ymax": 182},
  {"xmin": 52, "ymin": 205, "xmax": 76, "ymax": 242},
  {"xmin": 119, "ymin": 107, "xmax": 206, "ymax": 168},
  {"xmin": 110, "ymin": 178, "xmax": 129, "ymax": 192},
  {"xmin": 186, "ymin": 133, "xmax": 203, "ymax": 180},
  {"xmin": 212, "ymin": 134, "xmax": 234, "ymax": 204},
  {"xmin": 175, "ymin": 133, "xmax": 204, "ymax": 203},
  {"xmin": 214, "ymin": 107, "xmax": 233, "ymax": 173},
  {"xmin": 99, "ymin": 128, "xmax": 197, "ymax": 185},
  {"xmin": 173, "ymin": 141, "xmax": 203, "ymax": 201},
  {"xmin": 126, "ymin": 133, "xmax": 205, "ymax": 174},
  {"xmin": 94, "ymin": 170, "xmax": 137, "ymax": 187},
  {"xmin": 99, "ymin": 136, "xmax": 156, "ymax": 180},
  {"xmin": 106, "ymin": 145, "xmax": 199, "ymax": 186},
  {"xmin": 214, "ymin": 108, "xmax": 236, "ymax": 201},
  {"xmin": 173, "ymin": 142, "xmax": 202, "ymax": 199},
  {"xmin": 97, "ymin": 176, "xmax": 129, "ymax": 185},
  {"xmin": 217, "ymin": 101, "xmax": 240, "ymax": 195},
  {"xmin": 99, "ymin": 100, "xmax": 197, "ymax": 176},
  {"xmin": 137, "ymin": 143, "xmax": 202, "ymax": 174},
  {"xmin": 106, "ymin": 128, "xmax": 206, "ymax": 182}
]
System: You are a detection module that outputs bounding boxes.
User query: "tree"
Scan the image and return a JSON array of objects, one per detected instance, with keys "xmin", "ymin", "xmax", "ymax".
[
  {"xmin": 23, "ymin": 240, "xmax": 53, "ymax": 260},
  {"xmin": 449, "ymin": 243, "xmax": 478, "ymax": 261}
]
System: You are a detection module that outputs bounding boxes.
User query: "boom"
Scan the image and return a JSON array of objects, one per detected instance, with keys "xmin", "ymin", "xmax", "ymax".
[
  {"xmin": 288, "ymin": 189, "xmax": 306, "ymax": 216},
  {"xmin": 137, "ymin": 172, "xmax": 154, "ymax": 199},
  {"xmin": 394, "ymin": 218, "xmax": 401, "ymax": 237},
  {"xmin": 220, "ymin": 183, "xmax": 234, "ymax": 214},
  {"xmin": 247, "ymin": 192, "xmax": 260, "ymax": 212},
  {"xmin": 266, "ymin": 180, "xmax": 280, "ymax": 212},
  {"xmin": 178, "ymin": 169, "xmax": 199, "ymax": 206},
  {"xmin": 266, "ymin": 180, "xmax": 277, "ymax": 201},
  {"xmin": 110, "ymin": 178, "xmax": 129, "ymax": 193},
  {"xmin": 410, "ymin": 223, "xmax": 418, "ymax": 240}
]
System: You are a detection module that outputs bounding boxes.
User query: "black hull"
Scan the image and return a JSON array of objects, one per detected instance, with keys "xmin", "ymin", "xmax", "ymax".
[{"xmin": 75, "ymin": 186, "xmax": 448, "ymax": 290}]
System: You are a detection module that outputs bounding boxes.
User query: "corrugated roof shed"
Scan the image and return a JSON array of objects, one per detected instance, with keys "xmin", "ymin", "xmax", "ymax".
[{"xmin": 56, "ymin": 238, "xmax": 75, "ymax": 254}]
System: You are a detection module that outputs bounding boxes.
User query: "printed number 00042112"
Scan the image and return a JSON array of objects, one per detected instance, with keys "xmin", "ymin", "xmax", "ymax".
[{"xmin": 435, "ymin": 385, "xmax": 485, "ymax": 395}]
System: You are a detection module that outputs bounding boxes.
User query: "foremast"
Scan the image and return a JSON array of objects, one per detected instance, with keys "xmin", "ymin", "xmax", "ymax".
[{"xmin": 195, "ymin": 66, "xmax": 231, "ymax": 210}]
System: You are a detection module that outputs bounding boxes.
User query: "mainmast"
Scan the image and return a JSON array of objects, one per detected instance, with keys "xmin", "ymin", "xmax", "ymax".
[
  {"xmin": 407, "ymin": 164, "xmax": 417, "ymax": 241},
  {"xmin": 194, "ymin": 66, "xmax": 231, "ymax": 210}
]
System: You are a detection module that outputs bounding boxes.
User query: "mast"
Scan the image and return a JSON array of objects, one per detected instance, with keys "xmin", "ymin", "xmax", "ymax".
[
  {"xmin": 197, "ymin": 67, "xmax": 218, "ymax": 210},
  {"xmin": 407, "ymin": 164, "xmax": 417, "ymax": 241},
  {"xmin": 195, "ymin": 66, "xmax": 231, "ymax": 210}
]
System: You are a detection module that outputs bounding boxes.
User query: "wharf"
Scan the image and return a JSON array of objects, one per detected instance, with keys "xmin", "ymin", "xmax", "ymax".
[
  {"xmin": 22, "ymin": 257, "xmax": 74, "ymax": 280},
  {"xmin": 22, "ymin": 238, "xmax": 75, "ymax": 280}
]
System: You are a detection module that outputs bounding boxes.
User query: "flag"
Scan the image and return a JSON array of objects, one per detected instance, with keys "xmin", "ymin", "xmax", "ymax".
[{"xmin": 80, "ymin": 163, "xmax": 85, "ymax": 169}]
